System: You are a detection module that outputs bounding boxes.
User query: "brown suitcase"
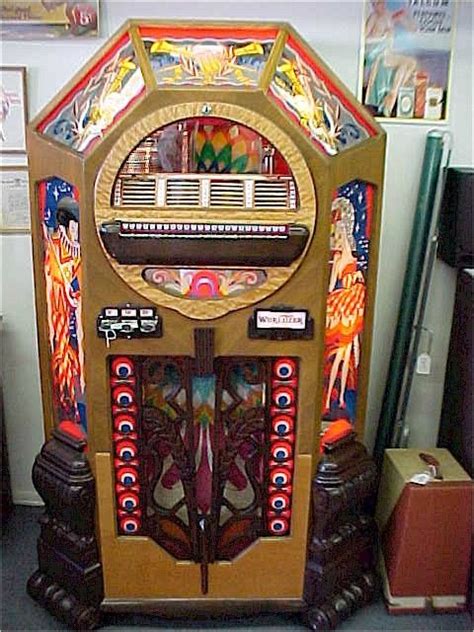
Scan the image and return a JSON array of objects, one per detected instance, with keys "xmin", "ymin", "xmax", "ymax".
[{"xmin": 376, "ymin": 448, "xmax": 473, "ymax": 613}]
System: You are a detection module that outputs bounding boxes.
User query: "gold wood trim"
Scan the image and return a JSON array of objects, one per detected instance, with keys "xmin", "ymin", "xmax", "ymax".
[
  {"xmin": 259, "ymin": 27, "xmax": 288, "ymax": 91},
  {"xmin": 102, "ymin": 210, "xmax": 300, "ymax": 222},
  {"xmin": 129, "ymin": 25, "xmax": 157, "ymax": 92},
  {"xmin": 130, "ymin": 19, "xmax": 291, "ymax": 30}
]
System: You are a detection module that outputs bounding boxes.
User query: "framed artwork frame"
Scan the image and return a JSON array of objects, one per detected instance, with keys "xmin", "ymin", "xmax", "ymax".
[
  {"xmin": 0, "ymin": 65, "xmax": 28, "ymax": 153},
  {"xmin": 0, "ymin": 1, "xmax": 99, "ymax": 39},
  {"xmin": 0, "ymin": 166, "xmax": 31, "ymax": 233},
  {"xmin": 358, "ymin": 0, "xmax": 457, "ymax": 124}
]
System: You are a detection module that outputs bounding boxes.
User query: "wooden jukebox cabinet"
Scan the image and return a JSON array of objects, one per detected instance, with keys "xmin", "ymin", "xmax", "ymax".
[{"xmin": 27, "ymin": 21, "xmax": 385, "ymax": 630}]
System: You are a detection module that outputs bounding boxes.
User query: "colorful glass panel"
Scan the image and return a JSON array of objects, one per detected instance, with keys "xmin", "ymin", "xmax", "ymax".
[
  {"xmin": 192, "ymin": 375, "xmax": 216, "ymax": 516},
  {"xmin": 142, "ymin": 269, "xmax": 267, "ymax": 300},
  {"xmin": 116, "ymin": 355, "xmax": 298, "ymax": 564},
  {"xmin": 140, "ymin": 26, "xmax": 276, "ymax": 87},
  {"xmin": 38, "ymin": 33, "xmax": 145, "ymax": 153},
  {"xmin": 269, "ymin": 37, "xmax": 375, "ymax": 156},
  {"xmin": 214, "ymin": 359, "xmax": 267, "ymax": 560},
  {"xmin": 322, "ymin": 181, "xmax": 374, "ymax": 425},
  {"xmin": 114, "ymin": 117, "xmax": 292, "ymax": 178},
  {"xmin": 39, "ymin": 177, "xmax": 86, "ymax": 432},
  {"xmin": 194, "ymin": 119, "xmax": 262, "ymax": 173}
]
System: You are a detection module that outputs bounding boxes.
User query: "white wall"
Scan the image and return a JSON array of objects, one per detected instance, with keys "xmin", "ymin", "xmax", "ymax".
[{"xmin": 1, "ymin": 1, "xmax": 472, "ymax": 503}]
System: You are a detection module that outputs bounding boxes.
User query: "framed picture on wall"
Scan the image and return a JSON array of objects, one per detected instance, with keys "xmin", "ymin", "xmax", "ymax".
[
  {"xmin": 358, "ymin": 0, "xmax": 456, "ymax": 123},
  {"xmin": 0, "ymin": 66, "xmax": 27, "ymax": 153},
  {"xmin": 0, "ymin": 1, "xmax": 99, "ymax": 39},
  {"xmin": 0, "ymin": 166, "xmax": 30, "ymax": 232}
]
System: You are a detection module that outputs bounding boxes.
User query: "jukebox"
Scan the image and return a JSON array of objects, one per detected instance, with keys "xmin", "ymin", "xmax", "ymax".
[{"xmin": 26, "ymin": 20, "xmax": 385, "ymax": 630}]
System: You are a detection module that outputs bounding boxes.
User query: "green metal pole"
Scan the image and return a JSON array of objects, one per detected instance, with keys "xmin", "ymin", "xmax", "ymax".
[{"xmin": 374, "ymin": 131, "xmax": 444, "ymax": 466}]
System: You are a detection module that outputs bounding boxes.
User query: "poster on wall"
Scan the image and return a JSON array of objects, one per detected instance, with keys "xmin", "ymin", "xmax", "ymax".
[
  {"xmin": 0, "ymin": 66, "xmax": 27, "ymax": 152},
  {"xmin": 0, "ymin": 167, "xmax": 30, "ymax": 232},
  {"xmin": 359, "ymin": 0, "xmax": 456, "ymax": 122},
  {"xmin": 0, "ymin": 1, "xmax": 99, "ymax": 39}
]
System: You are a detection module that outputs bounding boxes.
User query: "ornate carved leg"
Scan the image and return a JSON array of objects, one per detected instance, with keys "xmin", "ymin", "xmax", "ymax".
[
  {"xmin": 303, "ymin": 427, "xmax": 379, "ymax": 630},
  {"xmin": 305, "ymin": 572, "xmax": 377, "ymax": 630},
  {"xmin": 26, "ymin": 422, "xmax": 103, "ymax": 630}
]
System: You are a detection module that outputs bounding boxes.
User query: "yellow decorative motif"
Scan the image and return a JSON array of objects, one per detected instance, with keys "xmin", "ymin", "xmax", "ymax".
[
  {"xmin": 274, "ymin": 57, "xmax": 337, "ymax": 155},
  {"xmin": 148, "ymin": 39, "xmax": 268, "ymax": 87}
]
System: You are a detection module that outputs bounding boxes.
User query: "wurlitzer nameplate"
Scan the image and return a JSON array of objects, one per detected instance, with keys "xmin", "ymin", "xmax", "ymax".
[{"xmin": 249, "ymin": 308, "xmax": 314, "ymax": 340}]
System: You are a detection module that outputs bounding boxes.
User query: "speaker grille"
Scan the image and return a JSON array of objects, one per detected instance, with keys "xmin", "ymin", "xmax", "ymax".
[{"xmin": 120, "ymin": 178, "xmax": 156, "ymax": 206}]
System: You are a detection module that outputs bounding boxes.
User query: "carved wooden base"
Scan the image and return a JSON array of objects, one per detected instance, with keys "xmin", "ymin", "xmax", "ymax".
[
  {"xmin": 27, "ymin": 424, "xmax": 378, "ymax": 630},
  {"xmin": 303, "ymin": 428, "xmax": 379, "ymax": 630},
  {"xmin": 305, "ymin": 571, "xmax": 377, "ymax": 630},
  {"xmin": 27, "ymin": 422, "xmax": 103, "ymax": 630},
  {"xmin": 27, "ymin": 570, "xmax": 101, "ymax": 630}
]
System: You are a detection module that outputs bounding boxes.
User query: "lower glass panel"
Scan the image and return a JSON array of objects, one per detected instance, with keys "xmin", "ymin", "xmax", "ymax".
[{"xmin": 109, "ymin": 355, "xmax": 298, "ymax": 563}]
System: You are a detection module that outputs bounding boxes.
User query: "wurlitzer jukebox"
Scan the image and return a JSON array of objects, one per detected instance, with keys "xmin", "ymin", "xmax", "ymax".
[{"xmin": 26, "ymin": 20, "xmax": 385, "ymax": 630}]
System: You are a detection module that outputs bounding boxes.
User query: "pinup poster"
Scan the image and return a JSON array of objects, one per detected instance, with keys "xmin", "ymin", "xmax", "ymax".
[{"xmin": 359, "ymin": 0, "xmax": 456, "ymax": 122}]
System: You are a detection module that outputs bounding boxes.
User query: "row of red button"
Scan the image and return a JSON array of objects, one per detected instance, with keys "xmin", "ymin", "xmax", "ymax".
[
  {"xmin": 110, "ymin": 356, "xmax": 142, "ymax": 535},
  {"xmin": 267, "ymin": 358, "xmax": 298, "ymax": 536}
]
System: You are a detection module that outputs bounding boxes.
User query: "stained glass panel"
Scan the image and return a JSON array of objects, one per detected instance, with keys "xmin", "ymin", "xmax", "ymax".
[
  {"xmin": 112, "ymin": 355, "xmax": 298, "ymax": 565},
  {"xmin": 37, "ymin": 33, "xmax": 145, "ymax": 153},
  {"xmin": 140, "ymin": 26, "xmax": 277, "ymax": 87},
  {"xmin": 113, "ymin": 117, "xmax": 293, "ymax": 179},
  {"xmin": 269, "ymin": 37, "xmax": 375, "ymax": 156},
  {"xmin": 322, "ymin": 180, "xmax": 374, "ymax": 425},
  {"xmin": 39, "ymin": 176, "xmax": 87, "ymax": 432}
]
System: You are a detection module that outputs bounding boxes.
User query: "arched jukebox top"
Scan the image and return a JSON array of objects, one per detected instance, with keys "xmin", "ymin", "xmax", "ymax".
[{"xmin": 31, "ymin": 20, "xmax": 383, "ymax": 320}]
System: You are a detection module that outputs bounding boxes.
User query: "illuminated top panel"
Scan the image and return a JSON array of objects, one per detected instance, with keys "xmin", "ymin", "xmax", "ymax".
[
  {"xmin": 35, "ymin": 22, "xmax": 380, "ymax": 158},
  {"xmin": 37, "ymin": 33, "xmax": 145, "ymax": 154},
  {"xmin": 139, "ymin": 25, "xmax": 277, "ymax": 87},
  {"xmin": 268, "ymin": 36, "xmax": 376, "ymax": 156}
]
